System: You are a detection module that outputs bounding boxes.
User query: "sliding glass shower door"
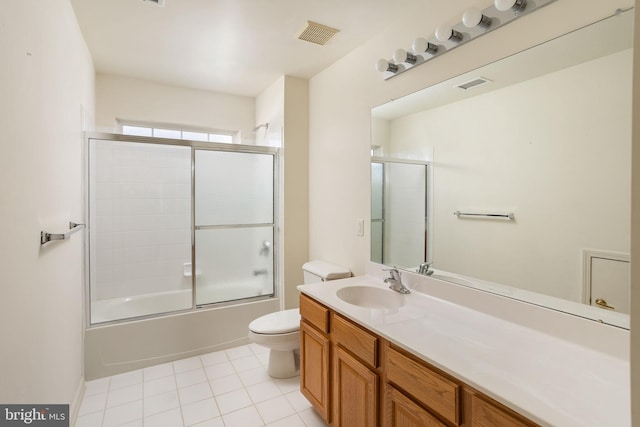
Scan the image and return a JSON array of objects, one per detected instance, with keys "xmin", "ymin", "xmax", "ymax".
[
  {"xmin": 87, "ymin": 135, "xmax": 277, "ymax": 324},
  {"xmin": 194, "ymin": 149, "xmax": 275, "ymax": 305}
]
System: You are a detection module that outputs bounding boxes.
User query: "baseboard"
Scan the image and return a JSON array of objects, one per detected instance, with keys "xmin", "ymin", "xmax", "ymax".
[{"xmin": 70, "ymin": 376, "xmax": 85, "ymax": 427}]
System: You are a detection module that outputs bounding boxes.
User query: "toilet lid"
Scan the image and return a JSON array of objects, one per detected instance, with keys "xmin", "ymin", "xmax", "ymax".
[{"xmin": 249, "ymin": 308, "xmax": 300, "ymax": 334}]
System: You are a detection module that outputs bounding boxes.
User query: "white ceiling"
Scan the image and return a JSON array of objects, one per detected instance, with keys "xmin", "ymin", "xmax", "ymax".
[{"xmin": 70, "ymin": 0, "xmax": 422, "ymax": 97}]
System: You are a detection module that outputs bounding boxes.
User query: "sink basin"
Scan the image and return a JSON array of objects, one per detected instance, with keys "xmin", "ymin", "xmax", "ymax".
[{"xmin": 336, "ymin": 286, "xmax": 405, "ymax": 309}]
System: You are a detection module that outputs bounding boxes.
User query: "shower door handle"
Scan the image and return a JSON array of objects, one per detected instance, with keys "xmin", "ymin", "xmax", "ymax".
[{"xmin": 595, "ymin": 298, "xmax": 615, "ymax": 310}]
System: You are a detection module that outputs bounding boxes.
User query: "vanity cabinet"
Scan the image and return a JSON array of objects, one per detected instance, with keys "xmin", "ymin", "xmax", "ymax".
[
  {"xmin": 300, "ymin": 295, "xmax": 331, "ymax": 422},
  {"xmin": 299, "ymin": 293, "xmax": 538, "ymax": 427}
]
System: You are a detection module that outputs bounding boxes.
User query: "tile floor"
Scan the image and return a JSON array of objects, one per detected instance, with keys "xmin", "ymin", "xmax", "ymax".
[{"xmin": 75, "ymin": 343, "xmax": 329, "ymax": 427}]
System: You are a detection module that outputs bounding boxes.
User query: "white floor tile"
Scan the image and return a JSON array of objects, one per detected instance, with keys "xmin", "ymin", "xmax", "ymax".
[
  {"xmin": 285, "ymin": 390, "xmax": 312, "ymax": 412},
  {"xmin": 246, "ymin": 380, "xmax": 282, "ymax": 404},
  {"xmin": 145, "ymin": 407, "xmax": 184, "ymax": 427},
  {"xmin": 179, "ymin": 381, "xmax": 214, "ymax": 405},
  {"xmin": 205, "ymin": 361, "xmax": 236, "ymax": 380},
  {"xmin": 256, "ymin": 351, "xmax": 270, "ymax": 368},
  {"xmin": 222, "ymin": 406, "xmax": 264, "ymax": 427},
  {"xmin": 173, "ymin": 356, "xmax": 203, "ymax": 374},
  {"xmin": 109, "ymin": 369, "xmax": 143, "ymax": 391},
  {"xmin": 191, "ymin": 417, "xmax": 225, "ymax": 427},
  {"xmin": 144, "ymin": 375, "xmax": 177, "ymax": 398},
  {"xmin": 274, "ymin": 376, "xmax": 300, "ymax": 394},
  {"xmin": 209, "ymin": 373, "xmax": 243, "ymax": 396},
  {"xmin": 176, "ymin": 368, "xmax": 208, "ymax": 388},
  {"xmin": 144, "ymin": 389, "xmax": 180, "ymax": 417},
  {"xmin": 143, "ymin": 362, "xmax": 174, "ymax": 381},
  {"xmin": 78, "ymin": 344, "xmax": 323, "ymax": 427},
  {"xmin": 102, "ymin": 400, "xmax": 142, "ymax": 427},
  {"xmin": 181, "ymin": 397, "xmax": 220, "ymax": 426},
  {"xmin": 75, "ymin": 410, "xmax": 103, "ymax": 427},
  {"xmin": 298, "ymin": 408, "xmax": 329, "ymax": 427},
  {"xmin": 78, "ymin": 392, "xmax": 107, "ymax": 416},
  {"xmin": 115, "ymin": 419, "xmax": 142, "ymax": 427},
  {"xmin": 200, "ymin": 351, "xmax": 228, "ymax": 367},
  {"xmin": 106, "ymin": 383, "xmax": 143, "ymax": 408},
  {"xmin": 239, "ymin": 367, "xmax": 272, "ymax": 387},
  {"xmin": 225, "ymin": 345, "xmax": 253, "ymax": 360},
  {"xmin": 266, "ymin": 414, "xmax": 307, "ymax": 427},
  {"xmin": 216, "ymin": 388, "xmax": 253, "ymax": 414},
  {"xmin": 231, "ymin": 355, "xmax": 263, "ymax": 372},
  {"xmin": 255, "ymin": 395, "xmax": 296, "ymax": 424},
  {"xmin": 84, "ymin": 377, "xmax": 110, "ymax": 397}
]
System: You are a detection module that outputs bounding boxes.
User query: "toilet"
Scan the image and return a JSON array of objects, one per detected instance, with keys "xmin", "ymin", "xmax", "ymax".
[{"xmin": 248, "ymin": 260, "xmax": 351, "ymax": 378}]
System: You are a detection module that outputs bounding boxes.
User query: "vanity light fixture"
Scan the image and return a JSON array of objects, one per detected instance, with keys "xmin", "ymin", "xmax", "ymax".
[
  {"xmin": 412, "ymin": 37, "xmax": 439, "ymax": 55},
  {"xmin": 376, "ymin": 0, "xmax": 555, "ymax": 80},
  {"xmin": 393, "ymin": 49, "xmax": 417, "ymax": 64},
  {"xmin": 435, "ymin": 25, "xmax": 463, "ymax": 43},
  {"xmin": 462, "ymin": 7, "xmax": 492, "ymax": 28},
  {"xmin": 494, "ymin": 0, "xmax": 527, "ymax": 12},
  {"xmin": 375, "ymin": 59, "xmax": 399, "ymax": 73}
]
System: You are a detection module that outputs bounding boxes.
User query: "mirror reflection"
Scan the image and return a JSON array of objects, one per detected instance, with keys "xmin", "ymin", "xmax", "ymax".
[{"xmin": 371, "ymin": 11, "xmax": 632, "ymax": 327}]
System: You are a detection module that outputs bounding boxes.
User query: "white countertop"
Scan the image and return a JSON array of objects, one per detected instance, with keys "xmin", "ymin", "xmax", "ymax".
[{"xmin": 298, "ymin": 275, "xmax": 630, "ymax": 427}]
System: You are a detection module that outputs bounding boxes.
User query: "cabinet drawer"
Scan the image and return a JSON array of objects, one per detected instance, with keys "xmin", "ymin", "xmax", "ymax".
[
  {"xmin": 300, "ymin": 293, "xmax": 330, "ymax": 333},
  {"xmin": 469, "ymin": 393, "xmax": 538, "ymax": 427},
  {"xmin": 384, "ymin": 385, "xmax": 447, "ymax": 427},
  {"xmin": 386, "ymin": 346, "xmax": 460, "ymax": 425},
  {"xmin": 331, "ymin": 313, "xmax": 378, "ymax": 367}
]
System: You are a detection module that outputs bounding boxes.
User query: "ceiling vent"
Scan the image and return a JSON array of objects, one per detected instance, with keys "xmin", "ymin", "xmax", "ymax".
[
  {"xmin": 456, "ymin": 77, "xmax": 492, "ymax": 90},
  {"xmin": 298, "ymin": 21, "xmax": 340, "ymax": 46},
  {"xmin": 140, "ymin": 0, "xmax": 165, "ymax": 7}
]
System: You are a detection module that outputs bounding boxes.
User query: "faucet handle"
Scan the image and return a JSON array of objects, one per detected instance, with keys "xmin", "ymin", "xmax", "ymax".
[{"xmin": 383, "ymin": 267, "xmax": 401, "ymax": 281}]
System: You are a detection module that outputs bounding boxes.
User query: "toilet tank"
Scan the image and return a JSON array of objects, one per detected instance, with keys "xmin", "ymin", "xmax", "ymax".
[{"xmin": 302, "ymin": 260, "xmax": 351, "ymax": 284}]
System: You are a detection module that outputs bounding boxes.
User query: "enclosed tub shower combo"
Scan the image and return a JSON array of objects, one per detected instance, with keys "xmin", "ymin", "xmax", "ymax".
[{"xmin": 84, "ymin": 133, "xmax": 280, "ymax": 378}]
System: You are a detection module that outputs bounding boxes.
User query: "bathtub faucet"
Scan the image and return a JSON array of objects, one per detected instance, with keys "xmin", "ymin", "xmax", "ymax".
[
  {"xmin": 384, "ymin": 268, "xmax": 411, "ymax": 294},
  {"xmin": 418, "ymin": 262, "xmax": 433, "ymax": 276}
]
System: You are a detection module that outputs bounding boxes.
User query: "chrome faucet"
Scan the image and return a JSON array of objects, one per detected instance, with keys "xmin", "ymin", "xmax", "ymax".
[
  {"xmin": 418, "ymin": 262, "xmax": 434, "ymax": 276},
  {"xmin": 384, "ymin": 268, "xmax": 411, "ymax": 294}
]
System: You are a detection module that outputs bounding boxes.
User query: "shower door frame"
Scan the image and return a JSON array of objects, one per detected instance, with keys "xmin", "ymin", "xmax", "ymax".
[{"xmin": 83, "ymin": 132, "xmax": 280, "ymax": 328}]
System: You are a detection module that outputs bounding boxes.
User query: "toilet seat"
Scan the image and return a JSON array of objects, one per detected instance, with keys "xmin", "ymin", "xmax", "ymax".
[{"xmin": 249, "ymin": 308, "xmax": 300, "ymax": 335}]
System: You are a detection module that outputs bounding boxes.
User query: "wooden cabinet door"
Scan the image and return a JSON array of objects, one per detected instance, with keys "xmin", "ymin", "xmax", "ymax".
[
  {"xmin": 333, "ymin": 345, "xmax": 378, "ymax": 427},
  {"xmin": 300, "ymin": 320, "xmax": 331, "ymax": 423},
  {"xmin": 467, "ymin": 392, "xmax": 539, "ymax": 427},
  {"xmin": 384, "ymin": 385, "xmax": 446, "ymax": 427}
]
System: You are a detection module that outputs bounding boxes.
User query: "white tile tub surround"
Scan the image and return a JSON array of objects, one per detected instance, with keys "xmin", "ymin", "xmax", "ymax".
[{"xmin": 76, "ymin": 343, "xmax": 328, "ymax": 427}]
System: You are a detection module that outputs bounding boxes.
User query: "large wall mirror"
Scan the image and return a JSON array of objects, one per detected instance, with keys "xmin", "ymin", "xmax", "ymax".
[{"xmin": 371, "ymin": 10, "xmax": 632, "ymax": 328}]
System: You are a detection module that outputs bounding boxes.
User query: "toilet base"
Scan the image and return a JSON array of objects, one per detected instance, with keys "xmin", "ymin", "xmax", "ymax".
[{"xmin": 267, "ymin": 348, "xmax": 300, "ymax": 378}]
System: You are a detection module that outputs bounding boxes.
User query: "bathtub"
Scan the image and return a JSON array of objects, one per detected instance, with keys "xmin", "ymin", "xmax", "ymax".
[
  {"xmin": 91, "ymin": 279, "xmax": 272, "ymax": 324},
  {"xmin": 85, "ymin": 279, "xmax": 279, "ymax": 380}
]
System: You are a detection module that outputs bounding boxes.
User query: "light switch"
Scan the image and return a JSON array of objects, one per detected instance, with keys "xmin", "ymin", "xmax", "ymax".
[{"xmin": 356, "ymin": 219, "xmax": 364, "ymax": 236}]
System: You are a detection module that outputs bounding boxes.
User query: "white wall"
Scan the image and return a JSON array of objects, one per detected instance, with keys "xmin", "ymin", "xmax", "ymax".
[
  {"xmin": 385, "ymin": 50, "xmax": 631, "ymax": 302},
  {"xmin": 95, "ymin": 74, "xmax": 256, "ymax": 143},
  {"xmin": 256, "ymin": 76, "xmax": 310, "ymax": 309},
  {"xmin": 0, "ymin": 0, "xmax": 94, "ymax": 416},
  {"xmin": 630, "ymin": 4, "xmax": 640, "ymax": 425}
]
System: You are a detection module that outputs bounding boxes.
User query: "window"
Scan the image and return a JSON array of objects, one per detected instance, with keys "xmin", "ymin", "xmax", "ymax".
[{"xmin": 120, "ymin": 122, "xmax": 237, "ymax": 144}]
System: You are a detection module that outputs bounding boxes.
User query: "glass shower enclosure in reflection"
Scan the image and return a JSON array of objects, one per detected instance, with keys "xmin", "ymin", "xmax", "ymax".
[
  {"xmin": 371, "ymin": 158, "xmax": 429, "ymax": 270},
  {"xmin": 87, "ymin": 134, "xmax": 277, "ymax": 324}
]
